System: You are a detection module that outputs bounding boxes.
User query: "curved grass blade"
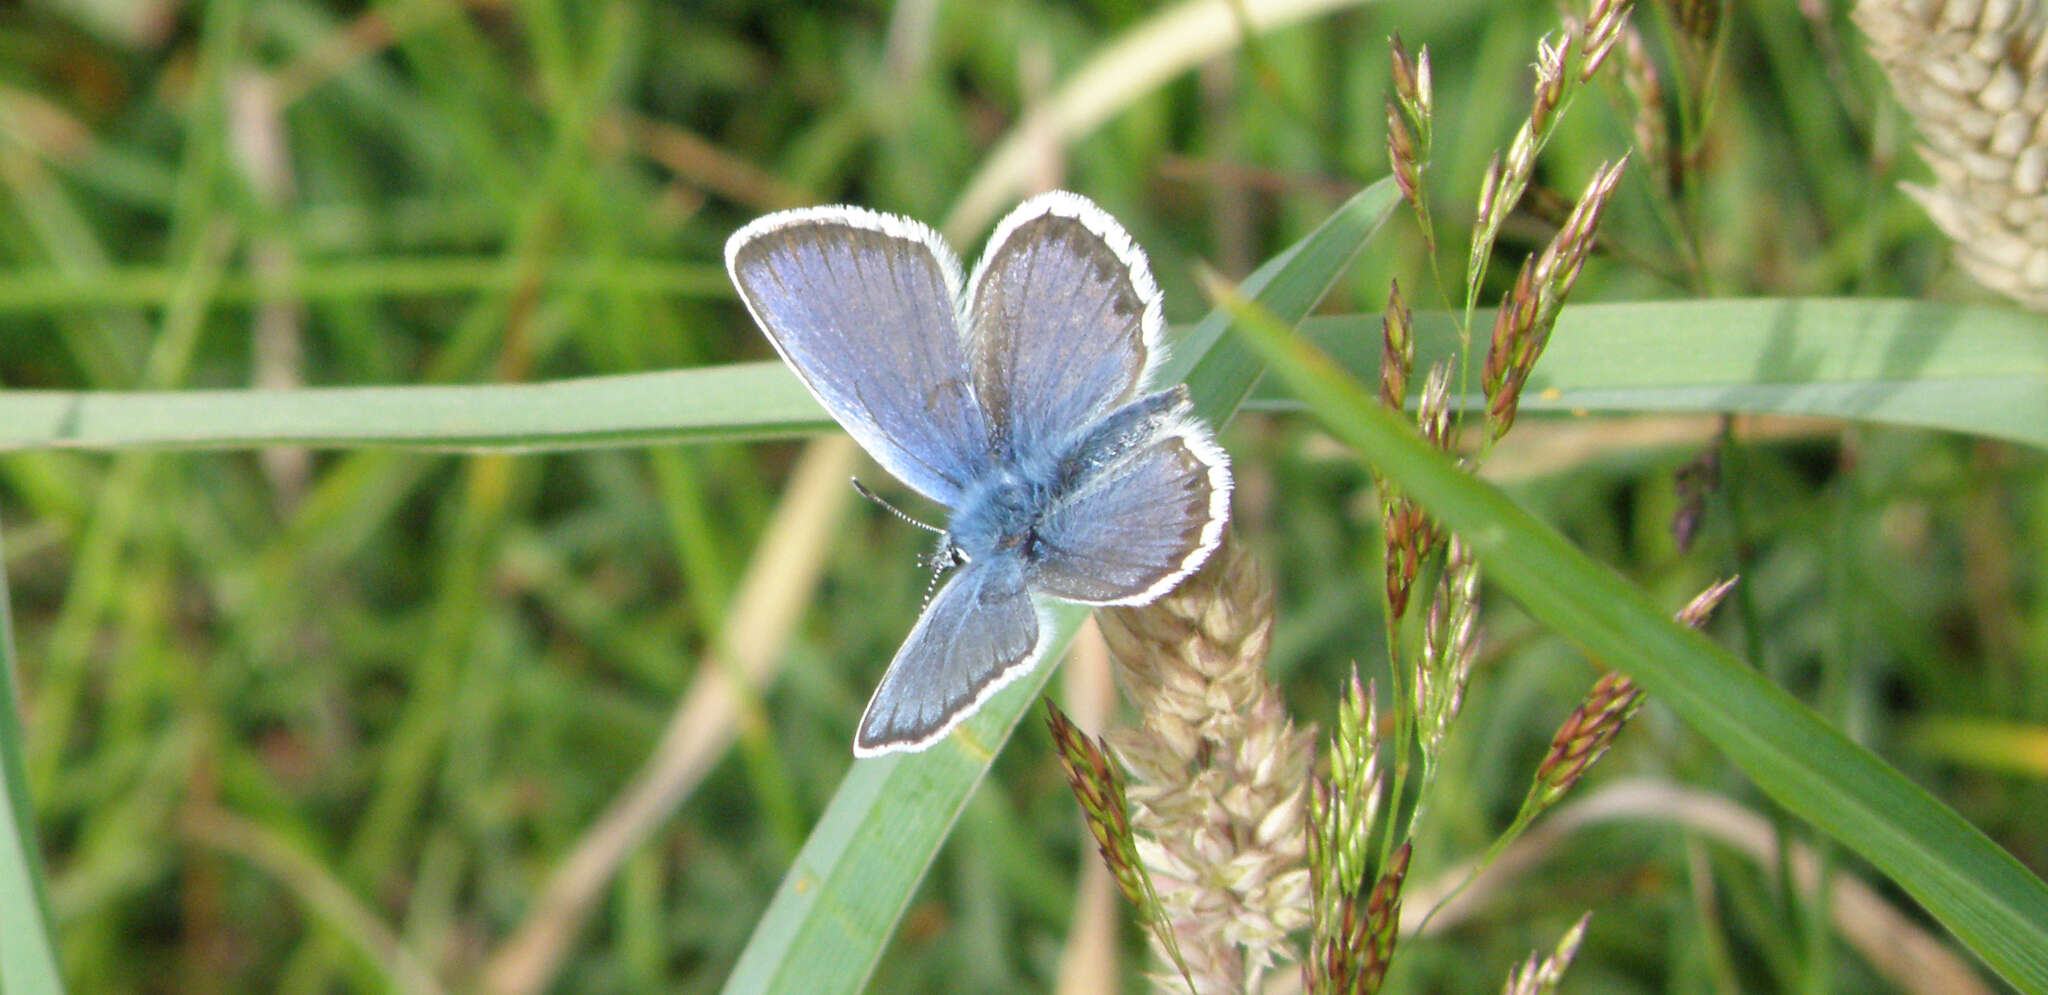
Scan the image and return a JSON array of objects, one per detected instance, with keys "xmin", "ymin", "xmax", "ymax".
[
  {"xmin": 718, "ymin": 180, "xmax": 1398, "ymax": 995},
  {"xmin": 0, "ymin": 520, "xmax": 65, "ymax": 995},
  {"xmin": 1219, "ymin": 287, "xmax": 2048, "ymax": 993}
]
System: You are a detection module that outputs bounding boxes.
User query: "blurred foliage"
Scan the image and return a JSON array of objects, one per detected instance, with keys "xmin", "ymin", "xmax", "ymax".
[{"xmin": 0, "ymin": 0, "xmax": 2041, "ymax": 992}]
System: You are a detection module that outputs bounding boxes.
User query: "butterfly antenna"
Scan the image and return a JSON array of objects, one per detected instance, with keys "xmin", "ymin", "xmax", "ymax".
[{"xmin": 850, "ymin": 478, "xmax": 944, "ymax": 536}]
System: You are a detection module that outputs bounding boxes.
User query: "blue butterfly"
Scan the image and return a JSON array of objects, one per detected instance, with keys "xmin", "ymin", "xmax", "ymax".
[{"xmin": 725, "ymin": 191, "xmax": 1232, "ymax": 756}]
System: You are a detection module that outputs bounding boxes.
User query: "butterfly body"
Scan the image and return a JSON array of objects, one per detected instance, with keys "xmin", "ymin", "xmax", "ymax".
[
  {"xmin": 946, "ymin": 464, "xmax": 1049, "ymax": 565},
  {"xmin": 725, "ymin": 191, "xmax": 1231, "ymax": 756}
]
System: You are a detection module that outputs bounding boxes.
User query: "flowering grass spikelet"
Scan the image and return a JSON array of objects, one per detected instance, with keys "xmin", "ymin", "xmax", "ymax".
[
  {"xmin": 1501, "ymin": 913, "xmax": 1593, "ymax": 995},
  {"xmin": 1044, "ymin": 700, "xmax": 1194, "ymax": 986}
]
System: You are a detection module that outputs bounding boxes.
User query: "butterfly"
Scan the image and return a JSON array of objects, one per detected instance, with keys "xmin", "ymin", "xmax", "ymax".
[{"xmin": 724, "ymin": 191, "xmax": 1232, "ymax": 756}]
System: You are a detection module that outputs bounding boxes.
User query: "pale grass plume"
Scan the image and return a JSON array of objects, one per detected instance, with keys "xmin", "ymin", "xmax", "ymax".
[
  {"xmin": 1099, "ymin": 535, "xmax": 1317, "ymax": 992},
  {"xmin": 1857, "ymin": 0, "xmax": 2048, "ymax": 309},
  {"xmin": 1415, "ymin": 534, "xmax": 1478, "ymax": 766},
  {"xmin": 1500, "ymin": 913, "xmax": 1592, "ymax": 995}
]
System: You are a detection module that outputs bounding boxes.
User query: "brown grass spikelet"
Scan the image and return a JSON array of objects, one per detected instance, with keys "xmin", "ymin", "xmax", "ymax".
[
  {"xmin": 1416, "ymin": 361, "xmax": 1455, "ymax": 456},
  {"xmin": 1044, "ymin": 699, "xmax": 1192, "ymax": 984},
  {"xmin": 1389, "ymin": 34, "xmax": 1434, "ymax": 137},
  {"xmin": 1376, "ymin": 283, "xmax": 1434, "ymax": 623},
  {"xmin": 1309, "ymin": 841, "xmax": 1411, "ymax": 995},
  {"xmin": 1381, "ymin": 363, "xmax": 1458, "ymax": 621},
  {"xmin": 1856, "ymin": 0, "xmax": 2048, "ymax": 309},
  {"xmin": 1663, "ymin": 0, "xmax": 1725, "ymax": 50},
  {"xmin": 1530, "ymin": 670, "xmax": 1646, "ymax": 809},
  {"xmin": 1578, "ymin": 0, "xmax": 1632, "ymax": 80},
  {"xmin": 1379, "ymin": 498, "xmax": 1432, "ymax": 623},
  {"xmin": 1465, "ymin": 1, "xmax": 1634, "ymax": 316},
  {"xmin": 1675, "ymin": 575, "xmax": 1738, "ymax": 629},
  {"xmin": 1100, "ymin": 535, "xmax": 1317, "ymax": 992},
  {"xmin": 1378, "ymin": 280, "xmax": 1414, "ymax": 414},
  {"xmin": 1388, "ymin": 35, "xmax": 1437, "ymax": 256},
  {"xmin": 1387, "ymin": 103, "xmax": 1423, "ymax": 213},
  {"xmin": 1524, "ymin": 577, "xmax": 1736, "ymax": 814},
  {"xmin": 1671, "ymin": 448, "xmax": 1721, "ymax": 552},
  {"xmin": 1620, "ymin": 24, "xmax": 1673, "ymax": 193},
  {"xmin": 1483, "ymin": 156, "xmax": 1630, "ymax": 440}
]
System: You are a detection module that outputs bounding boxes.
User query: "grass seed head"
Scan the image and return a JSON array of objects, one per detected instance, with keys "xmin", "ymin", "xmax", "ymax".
[
  {"xmin": 1858, "ymin": 0, "xmax": 2048, "ymax": 309},
  {"xmin": 1101, "ymin": 536, "xmax": 1317, "ymax": 992}
]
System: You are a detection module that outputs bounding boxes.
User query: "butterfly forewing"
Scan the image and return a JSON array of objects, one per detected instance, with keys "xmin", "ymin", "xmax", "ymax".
[
  {"xmin": 855, "ymin": 558, "xmax": 1045, "ymax": 756},
  {"xmin": 726, "ymin": 209, "xmax": 991, "ymax": 505},
  {"xmin": 965, "ymin": 192, "xmax": 1163, "ymax": 462}
]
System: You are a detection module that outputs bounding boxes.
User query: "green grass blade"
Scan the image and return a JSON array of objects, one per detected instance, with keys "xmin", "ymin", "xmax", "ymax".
[
  {"xmin": 0, "ymin": 259, "xmax": 725, "ymax": 314},
  {"xmin": 1220, "ymin": 290, "xmax": 2048, "ymax": 993},
  {"xmin": 719, "ymin": 180, "xmax": 1398, "ymax": 995},
  {"xmin": 0, "ymin": 521, "xmax": 65, "ymax": 995},
  {"xmin": 0, "ymin": 363, "xmax": 816, "ymax": 452},
  {"xmin": 1282, "ymin": 299, "xmax": 2048, "ymax": 447},
  {"xmin": 3, "ymin": 298, "xmax": 2041, "ymax": 453}
]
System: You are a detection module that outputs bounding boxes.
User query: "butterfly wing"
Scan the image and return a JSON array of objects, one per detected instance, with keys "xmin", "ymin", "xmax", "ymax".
[
  {"xmin": 726, "ymin": 207, "xmax": 991, "ymax": 505},
  {"xmin": 964, "ymin": 191, "xmax": 1164, "ymax": 464},
  {"xmin": 1028, "ymin": 387, "xmax": 1232, "ymax": 606},
  {"xmin": 854, "ymin": 556, "xmax": 1046, "ymax": 756}
]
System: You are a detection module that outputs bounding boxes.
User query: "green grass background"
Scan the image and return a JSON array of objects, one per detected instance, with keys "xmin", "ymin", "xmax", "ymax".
[{"xmin": 1, "ymin": 0, "xmax": 2045, "ymax": 992}]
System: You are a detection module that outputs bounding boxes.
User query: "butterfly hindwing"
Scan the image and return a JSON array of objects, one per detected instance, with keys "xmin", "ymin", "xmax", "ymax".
[{"xmin": 1027, "ymin": 387, "xmax": 1231, "ymax": 606}]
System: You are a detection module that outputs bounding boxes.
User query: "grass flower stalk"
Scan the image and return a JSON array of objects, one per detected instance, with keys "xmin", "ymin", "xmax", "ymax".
[
  {"xmin": 1522, "ymin": 576, "xmax": 1736, "ymax": 820},
  {"xmin": 1464, "ymin": 0, "xmax": 1634, "ymax": 320},
  {"xmin": 1388, "ymin": 35, "xmax": 1437, "ymax": 259}
]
